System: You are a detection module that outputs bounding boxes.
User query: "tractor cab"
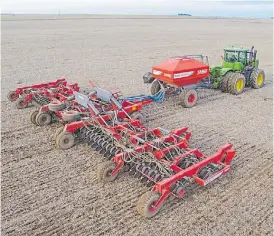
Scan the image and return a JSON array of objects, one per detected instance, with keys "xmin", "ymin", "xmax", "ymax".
[{"xmin": 222, "ymin": 46, "xmax": 258, "ymax": 71}]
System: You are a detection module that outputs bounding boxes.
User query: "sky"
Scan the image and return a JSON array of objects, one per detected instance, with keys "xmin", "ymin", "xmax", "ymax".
[{"xmin": 1, "ymin": 0, "xmax": 273, "ymax": 18}]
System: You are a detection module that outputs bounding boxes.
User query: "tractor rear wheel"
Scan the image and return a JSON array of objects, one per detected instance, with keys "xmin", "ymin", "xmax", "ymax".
[
  {"xmin": 179, "ymin": 89, "xmax": 198, "ymax": 108},
  {"xmin": 150, "ymin": 80, "xmax": 161, "ymax": 95},
  {"xmin": 220, "ymin": 72, "xmax": 234, "ymax": 92},
  {"xmin": 227, "ymin": 73, "xmax": 245, "ymax": 95},
  {"xmin": 250, "ymin": 69, "xmax": 265, "ymax": 89},
  {"xmin": 97, "ymin": 161, "xmax": 118, "ymax": 182},
  {"xmin": 137, "ymin": 191, "xmax": 162, "ymax": 218}
]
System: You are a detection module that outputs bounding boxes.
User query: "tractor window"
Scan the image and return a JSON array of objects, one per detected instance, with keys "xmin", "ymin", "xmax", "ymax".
[
  {"xmin": 224, "ymin": 51, "xmax": 238, "ymax": 62},
  {"xmin": 238, "ymin": 52, "xmax": 246, "ymax": 65}
]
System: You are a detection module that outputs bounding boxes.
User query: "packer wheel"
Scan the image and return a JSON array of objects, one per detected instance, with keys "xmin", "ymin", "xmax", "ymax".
[
  {"xmin": 30, "ymin": 109, "xmax": 39, "ymax": 124},
  {"xmin": 97, "ymin": 161, "xmax": 118, "ymax": 182},
  {"xmin": 36, "ymin": 112, "xmax": 52, "ymax": 126},
  {"xmin": 150, "ymin": 79, "xmax": 161, "ymax": 95},
  {"xmin": 54, "ymin": 126, "xmax": 65, "ymax": 139},
  {"xmin": 137, "ymin": 191, "xmax": 162, "ymax": 218},
  {"xmin": 15, "ymin": 97, "xmax": 28, "ymax": 109},
  {"xmin": 56, "ymin": 132, "xmax": 75, "ymax": 150},
  {"xmin": 7, "ymin": 91, "xmax": 18, "ymax": 102}
]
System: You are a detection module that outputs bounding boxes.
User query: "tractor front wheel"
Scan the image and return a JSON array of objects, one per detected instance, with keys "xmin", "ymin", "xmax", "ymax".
[
  {"xmin": 227, "ymin": 73, "xmax": 246, "ymax": 95},
  {"xmin": 97, "ymin": 161, "xmax": 118, "ymax": 182},
  {"xmin": 250, "ymin": 69, "xmax": 265, "ymax": 89},
  {"xmin": 150, "ymin": 79, "xmax": 161, "ymax": 95},
  {"xmin": 179, "ymin": 89, "xmax": 198, "ymax": 108},
  {"xmin": 137, "ymin": 191, "xmax": 162, "ymax": 218}
]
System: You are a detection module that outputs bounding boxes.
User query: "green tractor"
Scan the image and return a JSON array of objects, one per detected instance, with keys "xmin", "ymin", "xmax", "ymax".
[{"xmin": 209, "ymin": 46, "xmax": 265, "ymax": 95}]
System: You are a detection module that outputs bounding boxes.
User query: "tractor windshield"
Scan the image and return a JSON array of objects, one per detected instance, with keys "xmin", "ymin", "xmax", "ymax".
[{"xmin": 224, "ymin": 51, "xmax": 238, "ymax": 62}]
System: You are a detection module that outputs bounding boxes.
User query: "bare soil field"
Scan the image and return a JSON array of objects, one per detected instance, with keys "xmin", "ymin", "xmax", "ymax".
[{"xmin": 1, "ymin": 15, "xmax": 273, "ymax": 236}]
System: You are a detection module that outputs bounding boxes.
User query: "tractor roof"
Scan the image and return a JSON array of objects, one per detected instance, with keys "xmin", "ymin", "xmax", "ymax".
[{"xmin": 224, "ymin": 47, "xmax": 249, "ymax": 52}]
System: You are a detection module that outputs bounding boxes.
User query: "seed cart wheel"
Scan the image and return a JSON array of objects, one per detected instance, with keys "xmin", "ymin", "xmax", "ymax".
[
  {"xmin": 179, "ymin": 89, "xmax": 198, "ymax": 108},
  {"xmin": 220, "ymin": 71, "xmax": 234, "ymax": 92},
  {"xmin": 227, "ymin": 73, "xmax": 246, "ymax": 95},
  {"xmin": 62, "ymin": 110, "xmax": 81, "ymax": 122},
  {"xmin": 48, "ymin": 100, "xmax": 66, "ymax": 112},
  {"xmin": 35, "ymin": 112, "xmax": 52, "ymax": 126},
  {"xmin": 97, "ymin": 161, "xmax": 118, "ymax": 182},
  {"xmin": 15, "ymin": 97, "xmax": 28, "ymax": 109},
  {"xmin": 7, "ymin": 91, "xmax": 18, "ymax": 102},
  {"xmin": 250, "ymin": 69, "xmax": 265, "ymax": 89},
  {"xmin": 150, "ymin": 79, "xmax": 161, "ymax": 95},
  {"xmin": 137, "ymin": 191, "xmax": 162, "ymax": 218},
  {"xmin": 54, "ymin": 126, "xmax": 65, "ymax": 139},
  {"xmin": 56, "ymin": 132, "xmax": 75, "ymax": 150},
  {"xmin": 30, "ymin": 109, "xmax": 39, "ymax": 124},
  {"xmin": 130, "ymin": 112, "xmax": 145, "ymax": 124},
  {"xmin": 143, "ymin": 72, "xmax": 155, "ymax": 84}
]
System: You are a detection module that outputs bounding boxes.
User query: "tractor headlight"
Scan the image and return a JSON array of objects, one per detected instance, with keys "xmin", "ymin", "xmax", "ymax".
[
  {"xmin": 152, "ymin": 70, "xmax": 162, "ymax": 75},
  {"xmin": 174, "ymin": 71, "xmax": 194, "ymax": 79}
]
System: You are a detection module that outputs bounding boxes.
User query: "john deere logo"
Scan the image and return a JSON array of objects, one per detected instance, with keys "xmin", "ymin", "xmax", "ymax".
[{"xmin": 197, "ymin": 69, "xmax": 207, "ymax": 74}]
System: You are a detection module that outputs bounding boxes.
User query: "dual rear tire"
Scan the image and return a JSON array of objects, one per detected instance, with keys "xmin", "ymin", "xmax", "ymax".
[{"xmin": 221, "ymin": 69, "xmax": 265, "ymax": 95}]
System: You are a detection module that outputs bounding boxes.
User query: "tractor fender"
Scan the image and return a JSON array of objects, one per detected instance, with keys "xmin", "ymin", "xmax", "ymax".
[{"xmin": 220, "ymin": 68, "xmax": 233, "ymax": 76}]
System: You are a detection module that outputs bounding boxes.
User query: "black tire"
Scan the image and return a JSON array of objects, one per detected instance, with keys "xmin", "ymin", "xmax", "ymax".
[
  {"xmin": 250, "ymin": 69, "xmax": 265, "ymax": 89},
  {"xmin": 227, "ymin": 73, "xmax": 246, "ymax": 95},
  {"xmin": 56, "ymin": 132, "xmax": 75, "ymax": 150},
  {"xmin": 54, "ymin": 126, "xmax": 65, "ymax": 139},
  {"xmin": 48, "ymin": 100, "xmax": 66, "ymax": 111},
  {"xmin": 137, "ymin": 191, "xmax": 162, "ymax": 218},
  {"xmin": 143, "ymin": 72, "xmax": 155, "ymax": 84},
  {"xmin": 150, "ymin": 80, "xmax": 161, "ymax": 95},
  {"xmin": 30, "ymin": 110, "xmax": 39, "ymax": 124},
  {"xmin": 97, "ymin": 161, "xmax": 118, "ymax": 182},
  {"xmin": 62, "ymin": 110, "xmax": 81, "ymax": 122},
  {"xmin": 36, "ymin": 112, "xmax": 52, "ymax": 126},
  {"xmin": 15, "ymin": 97, "xmax": 28, "ymax": 109},
  {"xmin": 7, "ymin": 91, "xmax": 18, "ymax": 102},
  {"xmin": 220, "ymin": 71, "xmax": 234, "ymax": 92},
  {"xmin": 130, "ymin": 112, "xmax": 145, "ymax": 124},
  {"xmin": 179, "ymin": 89, "xmax": 198, "ymax": 108}
]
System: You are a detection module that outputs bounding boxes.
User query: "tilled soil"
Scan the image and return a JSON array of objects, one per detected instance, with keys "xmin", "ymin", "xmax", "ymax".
[{"xmin": 1, "ymin": 15, "xmax": 273, "ymax": 236}]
